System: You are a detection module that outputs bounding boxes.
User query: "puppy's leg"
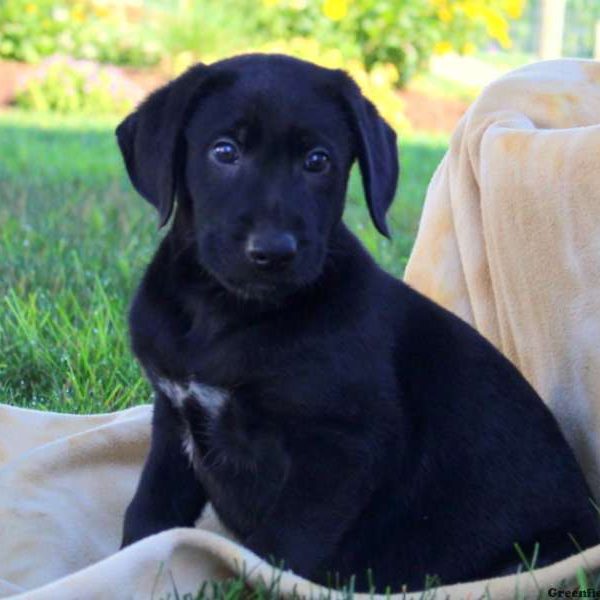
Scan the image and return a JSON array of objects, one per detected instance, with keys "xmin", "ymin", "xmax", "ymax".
[
  {"xmin": 121, "ymin": 392, "xmax": 207, "ymax": 548},
  {"xmin": 241, "ymin": 435, "xmax": 375, "ymax": 582}
]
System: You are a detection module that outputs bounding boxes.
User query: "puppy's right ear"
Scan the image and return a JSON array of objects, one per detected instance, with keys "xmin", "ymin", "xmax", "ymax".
[
  {"xmin": 116, "ymin": 64, "xmax": 218, "ymax": 227},
  {"xmin": 334, "ymin": 73, "xmax": 399, "ymax": 238}
]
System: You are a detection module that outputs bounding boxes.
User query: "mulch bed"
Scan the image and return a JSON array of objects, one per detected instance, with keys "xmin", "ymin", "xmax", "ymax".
[
  {"xmin": 0, "ymin": 60, "xmax": 35, "ymax": 107},
  {"xmin": 400, "ymin": 88, "xmax": 469, "ymax": 133}
]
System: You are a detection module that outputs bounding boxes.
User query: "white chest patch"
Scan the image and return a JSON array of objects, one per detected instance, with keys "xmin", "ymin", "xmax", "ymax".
[
  {"xmin": 156, "ymin": 378, "xmax": 230, "ymax": 469},
  {"xmin": 157, "ymin": 379, "xmax": 228, "ymax": 416}
]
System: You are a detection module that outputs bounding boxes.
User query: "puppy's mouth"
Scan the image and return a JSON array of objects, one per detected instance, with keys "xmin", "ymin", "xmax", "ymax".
[
  {"xmin": 220, "ymin": 277, "xmax": 299, "ymax": 302},
  {"xmin": 197, "ymin": 247, "xmax": 306, "ymax": 303}
]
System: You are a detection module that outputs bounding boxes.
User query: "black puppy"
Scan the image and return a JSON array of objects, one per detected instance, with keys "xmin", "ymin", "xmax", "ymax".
[{"xmin": 117, "ymin": 54, "xmax": 598, "ymax": 592}]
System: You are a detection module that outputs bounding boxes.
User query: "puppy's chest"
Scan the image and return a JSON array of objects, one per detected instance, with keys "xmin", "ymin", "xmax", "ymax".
[
  {"xmin": 156, "ymin": 379, "xmax": 258, "ymax": 475},
  {"xmin": 157, "ymin": 378, "xmax": 228, "ymax": 418}
]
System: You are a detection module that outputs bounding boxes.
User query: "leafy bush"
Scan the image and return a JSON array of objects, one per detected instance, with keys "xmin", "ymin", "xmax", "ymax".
[
  {"xmin": 252, "ymin": 0, "xmax": 525, "ymax": 86},
  {"xmin": 0, "ymin": 0, "xmax": 162, "ymax": 66},
  {"xmin": 0, "ymin": 0, "xmax": 524, "ymax": 87},
  {"xmin": 14, "ymin": 56, "xmax": 144, "ymax": 115},
  {"xmin": 147, "ymin": 1, "xmax": 409, "ymax": 131},
  {"xmin": 157, "ymin": 0, "xmax": 258, "ymax": 65}
]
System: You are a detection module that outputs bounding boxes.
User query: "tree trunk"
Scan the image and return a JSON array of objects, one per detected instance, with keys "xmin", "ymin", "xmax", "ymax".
[{"xmin": 539, "ymin": 0, "xmax": 567, "ymax": 60}]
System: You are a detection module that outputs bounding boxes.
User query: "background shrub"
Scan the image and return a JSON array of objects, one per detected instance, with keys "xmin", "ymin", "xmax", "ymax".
[
  {"xmin": 14, "ymin": 55, "xmax": 145, "ymax": 115},
  {"xmin": 0, "ymin": 0, "xmax": 162, "ymax": 66},
  {"xmin": 251, "ymin": 0, "xmax": 525, "ymax": 86},
  {"xmin": 156, "ymin": 0, "xmax": 257, "ymax": 65},
  {"xmin": 0, "ymin": 0, "xmax": 524, "ymax": 87}
]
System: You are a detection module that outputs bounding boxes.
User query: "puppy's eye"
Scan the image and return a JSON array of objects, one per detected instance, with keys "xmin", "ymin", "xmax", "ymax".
[
  {"xmin": 211, "ymin": 140, "xmax": 240, "ymax": 165},
  {"xmin": 304, "ymin": 150, "xmax": 330, "ymax": 173}
]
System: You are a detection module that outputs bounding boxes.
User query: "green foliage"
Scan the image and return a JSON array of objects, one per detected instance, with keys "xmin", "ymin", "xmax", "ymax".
[
  {"xmin": 0, "ymin": 110, "xmax": 447, "ymax": 412},
  {"xmin": 157, "ymin": 0, "xmax": 258, "ymax": 63},
  {"xmin": 564, "ymin": 0, "xmax": 600, "ymax": 58},
  {"xmin": 250, "ymin": 0, "xmax": 524, "ymax": 86},
  {"xmin": 0, "ymin": 0, "xmax": 524, "ymax": 85},
  {"xmin": 0, "ymin": 0, "xmax": 162, "ymax": 65},
  {"xmin": 13, "ymin": 56, "xmax": 141, "ymax": 115},
  {"xmin": 253, "ymin": 1, "xmax": 438, "ymax": 86}
]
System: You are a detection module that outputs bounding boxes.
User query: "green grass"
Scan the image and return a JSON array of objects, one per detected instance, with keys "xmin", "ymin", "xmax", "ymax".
[{"xmin": 0, "ymin": 109, "xmax": 447, "ymax": 413}]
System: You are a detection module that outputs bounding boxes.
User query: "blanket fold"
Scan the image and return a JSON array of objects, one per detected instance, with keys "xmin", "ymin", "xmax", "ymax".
[
  {"xmin": 3, "ymin": 58, "xmax": 600, "ymax": 598},
  {"xmin": 0, "ymin": 403, "xmax": 598, "ymax": 599}
]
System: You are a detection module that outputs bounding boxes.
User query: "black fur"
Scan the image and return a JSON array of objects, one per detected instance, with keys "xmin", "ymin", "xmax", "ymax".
[{"xmin": 117, "ymin": 54, "xmax": 598, "ymax": 592}]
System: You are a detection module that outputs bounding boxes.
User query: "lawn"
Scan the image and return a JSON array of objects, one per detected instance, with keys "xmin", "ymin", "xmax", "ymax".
[{"xmin": 0, "ymin": 110, "xmax": 448, "ymax": 414}]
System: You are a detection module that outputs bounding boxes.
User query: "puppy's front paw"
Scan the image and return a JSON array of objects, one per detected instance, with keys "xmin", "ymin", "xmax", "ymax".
[{"xmin": 121, "ymin": 497, "xmax": 179, "ymax": 550}]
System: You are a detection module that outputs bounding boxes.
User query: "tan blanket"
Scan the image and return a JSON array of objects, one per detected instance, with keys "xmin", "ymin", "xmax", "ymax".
[
  {"xmin": 2, "ymin": 58, "xmax": 600, "ymax": 598},
  {"xmin": 405, "ymin": 58, "xmax": 600, "ymax": 501}
]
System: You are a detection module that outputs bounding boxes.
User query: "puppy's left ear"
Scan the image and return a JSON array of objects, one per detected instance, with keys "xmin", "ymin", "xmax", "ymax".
[
  {"xmin": 116, "ymin": 64, "xmax": 218, "ymax": 227},
  {"xmin": 340, "ymin": 79, "xmax": 399, "ymax": 238}
]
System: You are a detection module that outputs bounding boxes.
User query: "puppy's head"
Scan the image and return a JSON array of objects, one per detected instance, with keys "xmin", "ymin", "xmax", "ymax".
[{"xmin": 117, "ymin": 54, "xmax": 398, "ymax": 301}]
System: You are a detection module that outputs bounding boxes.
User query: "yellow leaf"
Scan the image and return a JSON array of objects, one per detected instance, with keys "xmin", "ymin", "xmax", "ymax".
[
  {"xmin": 438, "ymin": 5, "xmax": 452, "ymax": 22},
  {"xmin": 462, "ymin": 41, "xmax": 476, "ymax": 54},
  {"xmin": 322, "ymin": 0, "xmax": 348, "ymax": 21},
  {"xmin": 433, "ymin": 41, "xmax": 453, "ymax": 54},
  {"xmin": 504, "ymin": 0, "xmax": 524, "ymax": 19},
  {"xmin": 485, "ymin": 10, "xmax": 511, "ymax": 47}
]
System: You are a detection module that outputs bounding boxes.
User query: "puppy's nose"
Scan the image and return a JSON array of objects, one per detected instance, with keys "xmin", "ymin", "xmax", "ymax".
[{"xmin": 245, "ymin": 232, "xmax": 298, "ymax": 270}]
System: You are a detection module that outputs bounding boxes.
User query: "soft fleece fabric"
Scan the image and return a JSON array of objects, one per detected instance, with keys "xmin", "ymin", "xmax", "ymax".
[
  {"xmin": 405, "ymin": 58, "xmax": 600, "ymax": 501},
  {"xmin": 2, "ymin": 58, "xmax": 599, "ymax": 598}
]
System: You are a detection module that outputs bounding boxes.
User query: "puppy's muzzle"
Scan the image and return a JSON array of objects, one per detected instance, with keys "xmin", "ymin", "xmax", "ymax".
[{"xmin": 245, "ymin": 231, "xmax": 298, "ymax": 271}]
